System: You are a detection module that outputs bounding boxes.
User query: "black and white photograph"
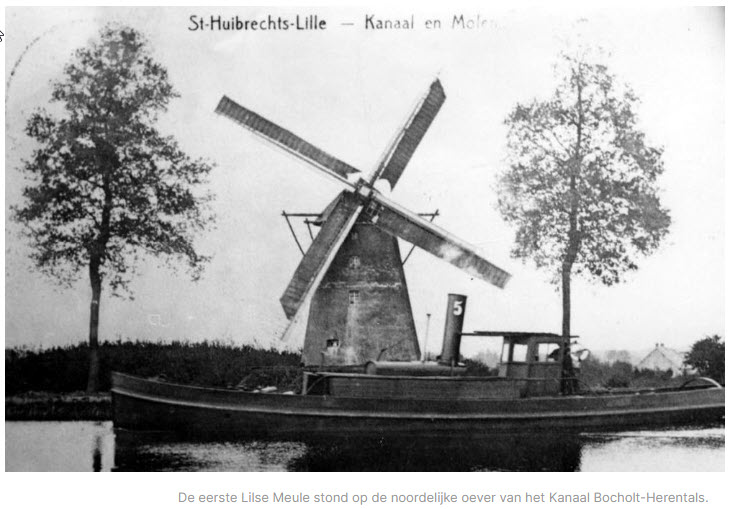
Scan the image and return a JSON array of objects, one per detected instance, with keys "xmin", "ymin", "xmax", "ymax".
[{"xmin": 4, "ymin": 5, "xmax": 725, "ymax": 473}]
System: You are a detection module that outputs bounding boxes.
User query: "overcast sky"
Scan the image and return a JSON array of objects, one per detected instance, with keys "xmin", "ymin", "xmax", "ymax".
[{"xmin": 3, "ymin": 6, "xmax": 724, "ymax": 357}]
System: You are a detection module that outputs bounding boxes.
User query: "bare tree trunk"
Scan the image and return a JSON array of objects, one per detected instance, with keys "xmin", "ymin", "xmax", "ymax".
[
  {"xmin": 86, "ymin": 258, "xmax": 102, "ymax": 392},
  {"xmin": 560, "ymin": 259, "xmax": 575, "ymax": 394}
]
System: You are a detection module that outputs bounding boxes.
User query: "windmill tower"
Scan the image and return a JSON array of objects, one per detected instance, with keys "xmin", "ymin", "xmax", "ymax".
[{"xmin": 216, "ymin": 80, "xmax": 511, "ymax": 367}]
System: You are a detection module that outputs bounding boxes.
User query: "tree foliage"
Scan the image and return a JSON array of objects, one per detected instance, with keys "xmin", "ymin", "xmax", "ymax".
[
  {"xmin": 685, "ymin": 335, "xmax": 724, "ymax": 383},
  {"xmin": 13, "ymin": 25, "xmax": 214, "ymax": 390},
  {"xmin": 14, "ymin": 25, "xmax": 213, "ymax": 293},
  {"xmin": 497, "ymin": 50, "xmax": 671, "ymax": 335}
]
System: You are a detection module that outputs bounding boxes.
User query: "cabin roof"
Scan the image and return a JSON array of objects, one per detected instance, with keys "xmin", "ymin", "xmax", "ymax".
[{"xmin": 461, "ymin": 331, "xmax": 578, "ymax": 338}]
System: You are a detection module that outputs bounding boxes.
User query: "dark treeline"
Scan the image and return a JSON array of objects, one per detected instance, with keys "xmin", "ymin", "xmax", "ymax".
[
  {"xmin": 5, "ymin": 340, "xmax": 301, "ymax": 396},
  {"xmin": 6, "ymin": 342, "xmax": 705, "ymax": 397}
]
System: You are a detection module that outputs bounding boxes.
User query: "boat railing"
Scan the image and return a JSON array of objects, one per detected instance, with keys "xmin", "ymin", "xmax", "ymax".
[
  {"xmin": 574, "ymin": 377, "xmax": 724, "ymax": 397},
  {"xmin": 678, "ymin": 377, "xmax": 723, "ymax": 389}
]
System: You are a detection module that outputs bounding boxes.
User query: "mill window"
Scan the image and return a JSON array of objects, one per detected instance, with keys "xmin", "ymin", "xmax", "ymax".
[{"xmin": 348, "ymin": 290, "xmax": 359, "ymax": 305}]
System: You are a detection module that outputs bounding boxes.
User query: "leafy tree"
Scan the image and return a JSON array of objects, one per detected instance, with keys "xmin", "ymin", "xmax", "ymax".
[
  {"xmin": 497, "ymin": 50, "xmax": 671, "ymax": 338},
  {"xmin": 685, "ymin": 335, "xmax": 724, "ymax": 383},
  {"xmin": 13, "ymin": 25, "xmax": 214, "ymax": 391}
]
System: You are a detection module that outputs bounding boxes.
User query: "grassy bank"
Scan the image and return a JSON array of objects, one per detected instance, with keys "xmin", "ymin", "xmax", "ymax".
[
  {"xmin": 6, "ymin": 391, "xmax": 112, "ymax": 421},
  {"xmin": 6, "ymin": 340, "xmax": 302, "ymax": 396}
]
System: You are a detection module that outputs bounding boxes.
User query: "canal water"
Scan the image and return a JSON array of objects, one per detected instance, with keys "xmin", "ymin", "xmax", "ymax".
[{"xmin": 5, "ymin": 421, "xmax": 724, "ymax": 472}]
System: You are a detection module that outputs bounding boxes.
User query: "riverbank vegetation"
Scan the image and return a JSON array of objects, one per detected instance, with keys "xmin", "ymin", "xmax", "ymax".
[
  {"xmin": 7, "ymin": 340, "xmax": 701, "ymax": 397},
  {"xmin": 5, "ymin": 391, "xmax": 112, "ymax": 420},
  {"xmin": 6, "ymin": 340, "xmax": 301, "ymax": 396},
  {"xmin": 684, "ymin": 335, "xmax": 725, "ymax": 384},
  {"xmin": 579, "ymin": 356, "xmax": 691, "ymax": 390}
]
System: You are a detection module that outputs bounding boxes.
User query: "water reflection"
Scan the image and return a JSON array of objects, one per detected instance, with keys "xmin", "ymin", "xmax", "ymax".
[
  {"xmin": 4, "ymin": 421, "xmax": 724, "ymax": 472},
  {"xmin": 113, "ymin": 432, "xmax": 583, "ymax": 472},
  {"xmin": 5, "ymin": 421, "xmax": 115, "ymax": 472},
  {"xmin": 93, "ymin": 434, "xmax": 103, "ymax": 472},
  {"xmin": 579, "ymin": 428, "xmax": 725, "ymax": 472},
  {"xmin": 286, "ymin": 434, "xmax": 583, "ymax": 472},
  {"xmin": 113, "ymin": 432, "xmax": 306, "ymax": 471}
]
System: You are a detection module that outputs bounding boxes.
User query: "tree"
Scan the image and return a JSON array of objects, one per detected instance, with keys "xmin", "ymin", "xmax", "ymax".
[
  {"xmin": 13, "ymin": 25, "xmax": 214, "ymax": 391},
  {"xmin": 497, "ymin": 50, "xmax": 671, "ymax": 338},
  {"xmin": 685, "ymin": 335, "xmax": 724, "ymax": 383}
]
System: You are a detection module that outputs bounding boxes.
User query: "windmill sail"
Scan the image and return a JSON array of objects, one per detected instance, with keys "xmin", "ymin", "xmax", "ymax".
[
  {"xmin": 215, "ymin": 96, "xmax": 360, "ymax": 182},
  {"xmin": 280, "ymin": 191, "xmax": 363, "ymax": 319},
  {"xmin": 216, "ymin": 79, "xmax": 510, "ymax": 342},
  {"xmin": 374, "ymin": 79, "xmax": 446, "ymax": 189},
  {"xmin": 370, "ymin": 193, "xmax": 511, "ymax": 288}
]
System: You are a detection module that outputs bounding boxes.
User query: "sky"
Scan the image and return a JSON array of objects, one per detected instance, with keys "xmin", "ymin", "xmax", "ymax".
[{"xmin": 3, "ymin": 6, "xmax": 725, "ymax": 358}]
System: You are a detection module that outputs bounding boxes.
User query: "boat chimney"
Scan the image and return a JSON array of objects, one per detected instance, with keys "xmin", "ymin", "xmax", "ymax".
[{"xmin": 440, "ymin": 294, "xmax": 466, "ymax": 366}]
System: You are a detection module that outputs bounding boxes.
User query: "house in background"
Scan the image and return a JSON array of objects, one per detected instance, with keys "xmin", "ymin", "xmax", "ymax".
[{"xmin": 636, "ymin": 343, "xmax": 690, "ymax": 376}]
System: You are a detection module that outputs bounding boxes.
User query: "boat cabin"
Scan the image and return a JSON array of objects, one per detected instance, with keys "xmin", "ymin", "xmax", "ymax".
[
  {"xmin": 304, "ymin": 331, "xmax": 577, "ymax": 399},
  {"xmin": 468, "ymin": 331, "xmax": 575, "ymax": 397}
]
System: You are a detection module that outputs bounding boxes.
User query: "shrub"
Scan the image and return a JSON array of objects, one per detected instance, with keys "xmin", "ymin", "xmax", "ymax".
[{"xmin": 685, "ymin": 335, "xmax": 725, "ymax": 384}]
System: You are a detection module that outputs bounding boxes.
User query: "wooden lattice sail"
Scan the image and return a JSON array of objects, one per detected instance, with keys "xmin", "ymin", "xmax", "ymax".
[{"xmin": 215, "ymin": 79, "xmax": 511, "ymax": 366}]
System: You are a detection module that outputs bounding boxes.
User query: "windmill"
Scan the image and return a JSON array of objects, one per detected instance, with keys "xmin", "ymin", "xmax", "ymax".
[{"xmin": 215, "ymin": 79, "xmax": 511, "ymax": 367}]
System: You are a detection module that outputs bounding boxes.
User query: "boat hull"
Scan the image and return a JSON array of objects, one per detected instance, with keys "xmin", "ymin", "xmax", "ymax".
[{"xmin": 111, "ymin": 372, "xmax": 724, "ymax": 439}]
